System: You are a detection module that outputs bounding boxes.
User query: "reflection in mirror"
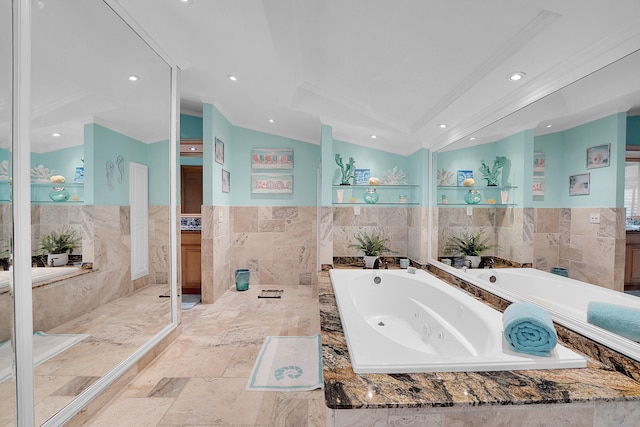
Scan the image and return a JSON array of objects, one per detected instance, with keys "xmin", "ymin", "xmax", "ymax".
[
  {"xmin": 26, "ymin": 1, "xmax": 172, "ymax": 423},
  {"xmin": 0, "ymin": 0, "xmax": 15, "ymax": 423},
  {"xmin": 432, "ymin": 49, "xmax": 640, "ymax": 362}
]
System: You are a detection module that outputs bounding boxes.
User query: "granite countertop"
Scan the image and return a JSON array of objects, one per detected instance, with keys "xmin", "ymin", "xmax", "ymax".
[
  {"xmin": 180, "ymin": 216, "xmax": 201, "ymax": 231},
  {"xmin": 319, "ymin": 270, "xmax": 640, "ymax": 410}
]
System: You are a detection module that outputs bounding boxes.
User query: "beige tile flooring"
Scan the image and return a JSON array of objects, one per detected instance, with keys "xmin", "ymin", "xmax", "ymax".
[
  {"xmin": 84, "ymin": 284, "xmax": 325, "ymax": 427},
  {"xmin": 0, "ymin": 284, "xmax": 171, "ymax": 427}
]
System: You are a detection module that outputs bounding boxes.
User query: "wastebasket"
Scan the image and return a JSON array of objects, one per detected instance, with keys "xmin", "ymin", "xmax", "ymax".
[{"xmin": 234, "ymin": 268, "xmax": 250, "ymax": 291}]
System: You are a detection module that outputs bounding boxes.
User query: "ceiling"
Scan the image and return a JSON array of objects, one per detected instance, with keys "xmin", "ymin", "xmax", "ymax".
[
  {"xmin": 5, "ymin": 1, "xmax": 640, "ymax": 154},
  {"xmin": 112, "ymin": 0, "xmax": 640, "ymax": 155}
]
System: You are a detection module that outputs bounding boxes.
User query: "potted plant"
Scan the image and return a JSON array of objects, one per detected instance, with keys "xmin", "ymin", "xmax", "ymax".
[
  {"xmin": 445, "ymin": 230, "xmax": 495, "ymax": 268},
  {"xmin": 38, "ymin": 227, "xmax": 81, "ymax": 267},
  {"xmin": 349, "ymin": 229, "xmax": 391, "ymax": 268}
]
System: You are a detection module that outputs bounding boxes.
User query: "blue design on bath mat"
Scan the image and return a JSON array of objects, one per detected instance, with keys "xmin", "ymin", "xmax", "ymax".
[{"xmin": 274, "ymin": 365, "xmax": 303, "ymax": 381}]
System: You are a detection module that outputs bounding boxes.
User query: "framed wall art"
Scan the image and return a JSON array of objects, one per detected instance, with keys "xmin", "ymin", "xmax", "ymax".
[
  {"xmin": 569, "ymin": 173, "xmax": 590, "ymax": 196},
  {"xmin": 215, "ymin": 137, "xmax": 224, "ymax": 165},
  {"xmin": 587, "ymin": 144, "xmax": 610, "ymax": 169},
  {"xmin": 222, "ymin": 169, "xmax": 230, "ymax": 193},
  {"xmin": 354, "ymin": 168, "xmax": 370, "ymax": 185},
  {"xmin": 251, "ymin": 148, "xmax": 293, "ymax": 169},
  {"xmin": 251, "ymin": 173, "xmax": 293, "ymax": 194}
]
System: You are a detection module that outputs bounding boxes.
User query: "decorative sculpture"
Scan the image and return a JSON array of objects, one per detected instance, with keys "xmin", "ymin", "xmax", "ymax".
[{"xmin": 335, "ymin": 154, "xmax": 356, "ymax": 185}]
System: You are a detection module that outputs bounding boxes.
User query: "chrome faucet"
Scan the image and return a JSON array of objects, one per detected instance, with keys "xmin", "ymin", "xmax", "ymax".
[
  {"xmin": 484, "ymin": 257, "xmax": 495, "ymax": 269},
  {"xmin": 463, "ymin": 258, "xmax": 472, "ymax": 269}
]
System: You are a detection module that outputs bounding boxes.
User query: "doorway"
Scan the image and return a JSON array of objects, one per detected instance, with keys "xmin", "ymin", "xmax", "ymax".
[{"xmin": 180, "ymin": 165, "xmax": 203, "ymax": 295}]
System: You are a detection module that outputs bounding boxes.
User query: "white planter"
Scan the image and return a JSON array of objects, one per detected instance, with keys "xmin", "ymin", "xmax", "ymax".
[
  {"xmin": 464, "ymin": 255, "xmax": 481, "ymax": 268},
  {"xmin": 47, "ymin": 253, "xmax": 69, "ymax": 267},
  {"xmin": 363, "ymin": 255, "xmax": 378, "ymax": 269}
]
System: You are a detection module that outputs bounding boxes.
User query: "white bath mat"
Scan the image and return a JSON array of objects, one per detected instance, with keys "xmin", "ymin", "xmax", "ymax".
[
  {"xmin": 247, "ymin": 334, "xmax": 323, "ymax": 391},
  {"xmin": 0, "ymin": 331, "xmax": 89, "ymax": 383}
]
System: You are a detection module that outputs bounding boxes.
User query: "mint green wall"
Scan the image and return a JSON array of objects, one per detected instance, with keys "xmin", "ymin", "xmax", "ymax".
[
  {"xmin": 203, "ymin": 103, "xmax": 319, "ymax": 206},
  {"xmin": 332, "ymin": 140, "xmax": 411, "ymax": 185},
  {"xmin": 230, "ymin": 127, "xmax": 319, "ymax": 206},
  {"xmin": 181, "ymin": 157, "xmax": 203, "ymax": 166},
  {"xmin": 409, "ymin": 148, "xmax": 429, "ymax": 205},
  {"xmin": 558, "ymin": 113, "xmax": 625, "ymax": 207},
  {"xmin": 627, "ymin": 115, "xmax": 640, "ymax": 145},
  {"xmin": 31, "ymin": 145, "xmax": 84, "ymax": 183},
  {"xmin": 203, "ymin": 103, "xmax": 233, "ymax": 206},
  {"xmin": 146, "ymin": 140, "xmax": 170, "ymax": 205},
  {"xmin": 84, "ymin": 124, "xmax": 170, "ymax": 206},
  {"xmin": 320, "ymin": 124, "xmax": 333, "ymax": 206},
  {"xmin": 435, "ymin": 130, "xmax": 531, "ymax": 206},
  {"xmin": 533, "ymin": 132, "xmax": 564, "ymax": 207},
  {"xmin": 180, "ymin": 114, "xmax": 203, "ymax": 139}
]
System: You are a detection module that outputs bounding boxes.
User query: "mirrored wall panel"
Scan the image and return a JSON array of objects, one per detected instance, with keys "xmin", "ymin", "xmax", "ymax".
[
  {"xmin": 0, "ymin": 0, "xmax": 15, "ymax": 424},
  {"xmin": 28, "ymin": 0, "xmax": 172, "ymax": 423}
]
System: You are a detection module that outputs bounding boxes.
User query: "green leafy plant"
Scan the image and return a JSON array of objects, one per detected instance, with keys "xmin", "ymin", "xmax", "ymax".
[
  {"xmin": 445, "ymin": 230, "xmax": 496, "ymax": 256},
  {"xmin": 479, "ymin": 156, "xmax": 507, "ymax": 186},
  {"xmin": 349, "ymin": 229, "xmax": 391, "ymax": 257},
  {"xmin": 39, "ymin": 228, "xmax": 81, "ymax": 255}
]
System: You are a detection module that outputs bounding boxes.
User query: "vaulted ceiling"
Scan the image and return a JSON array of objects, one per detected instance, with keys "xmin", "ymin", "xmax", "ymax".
[{"xmin": 113, "ymin": 0, "xmax": 640, "ymax": 154}]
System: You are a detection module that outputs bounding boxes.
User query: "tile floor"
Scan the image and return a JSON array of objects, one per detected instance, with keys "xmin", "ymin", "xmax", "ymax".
[
  {"xmin": 0, "ymin": 284, "xmax": 171, "ymax": 427},
  {"xmin": 84, "ymin": 284, "xmax": 325, "ymax": 426}
]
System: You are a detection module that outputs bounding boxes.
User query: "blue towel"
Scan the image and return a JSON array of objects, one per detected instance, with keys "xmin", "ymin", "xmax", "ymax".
[
  {"xmin": 587, "ymin": 302, "xmax": 640, "ymax": 342},
  {"xmin": 503, "ymin": 302, "xmax": 558, "ymax": 356}
]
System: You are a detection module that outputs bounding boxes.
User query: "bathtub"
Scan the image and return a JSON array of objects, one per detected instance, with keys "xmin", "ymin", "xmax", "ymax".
[
  {"xmin": 0, "ymin": 267, "xmax": 81, "ymax": 291},
  {"xmin": 329, "ymin": 269, "xmax": 586, "ymax": 373},
  {"xmin": 462, "ymin": 268, "xmax": 640, "ymax": 361}
]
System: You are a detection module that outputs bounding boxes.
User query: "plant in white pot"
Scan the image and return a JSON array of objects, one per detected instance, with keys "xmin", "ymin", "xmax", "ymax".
[
  {"xmin": 445, "ymin": 230, "xmax": 496, "ymax": 268},
  {"xmin": 349, "ymin": 229, "xmax": 392, "ymax": 269},
  {"xmin": 39, "ymin": 227, "xmax": 80, "ymax": 267}
]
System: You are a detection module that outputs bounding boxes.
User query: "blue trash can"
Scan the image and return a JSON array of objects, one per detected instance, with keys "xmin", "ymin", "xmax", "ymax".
[{"xmin": 234, "ymin": 269, "xmax": 250, "ymax": 291}]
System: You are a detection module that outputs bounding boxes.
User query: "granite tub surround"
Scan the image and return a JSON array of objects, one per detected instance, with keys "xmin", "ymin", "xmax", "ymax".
[
  {"xmin": 428, "ymin": 264, "xmax": 640, "ymax": 384},
  {"xmin": 319, "ymin": 271, "xmax": 640, "ymax": 426}
]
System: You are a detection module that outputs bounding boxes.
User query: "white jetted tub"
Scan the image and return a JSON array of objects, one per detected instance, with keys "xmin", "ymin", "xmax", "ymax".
[
  {"xmin": 0, "ymin": 267, "xmax": 81, "ymax": 291},
  {"xmin": 462, "ymin": 267, "xmax": 640, "ymax": 358},
  {"xmin": 329, "ymin": 269, "xmax": 586, "ymax": 373}
]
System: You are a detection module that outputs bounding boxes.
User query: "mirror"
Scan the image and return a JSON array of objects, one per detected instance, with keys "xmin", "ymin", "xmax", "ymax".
[
  {"xmin": 432, "ymin": 48, "xmax": 640, "ymax": 359},
  {"xmin": 0, "ymin": 0, "xmax": 15, "ymax": 423},
  {"xmin": 23, "ymin": 0, "xmax": 172, "ymax": 423}
]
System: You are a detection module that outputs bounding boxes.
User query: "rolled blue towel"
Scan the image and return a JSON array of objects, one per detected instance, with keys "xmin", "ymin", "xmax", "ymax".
[
  {"xmin": 503, "ymin": 302, "xmax": 558, "ymax": 356},
  {"xmin": 587, "ymin": 302, "xmax": 640, "ymax": 342}
]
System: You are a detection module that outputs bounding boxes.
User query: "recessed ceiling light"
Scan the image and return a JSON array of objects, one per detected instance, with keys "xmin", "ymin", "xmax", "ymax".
[
  {"xmin": 546, "ymin": 124, "xmax": 553, "ymax": 128},
  {"xmin": 438, "ymin": 123, "xmax": 447, "ymax": 129},
  {"xmin": 228, "ymin": 75, "xmax": 237, "ymax": 81},
  {"xmin": 268, "ymin": 119, "xmax": 275, "ymax": 123},
  {"xmin": 508, "ymin": 72, "xmax": 526, "ymax": 82},
  {"xmin": 370, "ymin": 135, "xmax": 377, "ymax": 139},
  {"xmin": 469, "ymin": 136, "xmax": 476, "ymax": 141},
  {"xmin": 128, "ymin": 75, "xmax": 139, "ymax": 82},
  {"xmin": 179, "ymin": 0, "xmax": 191, "ymax": 3},
  {"xmin": 189, "ymin": 147, "xmax": 197, "ymax": 151},
  {"xmin": 52, "ymin": 132, "xmax": 61, "ymax": 137}
]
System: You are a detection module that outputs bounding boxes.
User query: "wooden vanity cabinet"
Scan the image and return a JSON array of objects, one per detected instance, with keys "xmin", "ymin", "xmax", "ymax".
[
  {"xmin": 625, "ymin": 231, "xmax": 640, "ymax": 290},
  {"xmin": 181, "ymin": 230, "xmax": 202, "ymax": 294}
]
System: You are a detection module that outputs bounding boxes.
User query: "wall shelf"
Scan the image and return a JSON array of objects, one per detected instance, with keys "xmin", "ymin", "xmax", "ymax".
[
  {"xmin": 31, "ymin": 182, "xmax": 84, "ymax": 203},
  {"xmin": 332, "ymin": 184, "xmax": 419, "ymax": 205},
  {"xmin": 437, "ymin": 185, "xmax": 517, "ymax": 207}
]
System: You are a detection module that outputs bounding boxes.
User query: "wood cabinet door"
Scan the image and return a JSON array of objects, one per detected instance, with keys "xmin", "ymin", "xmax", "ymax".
[{"xmin": 181, "ymin": 231, "xmax": 202, "ymax": 294}]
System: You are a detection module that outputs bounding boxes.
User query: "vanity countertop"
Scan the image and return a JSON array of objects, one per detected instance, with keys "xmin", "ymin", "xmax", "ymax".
[{"xmin": 319, "ymin": 270, "xmax": 640, "ymax": 410}]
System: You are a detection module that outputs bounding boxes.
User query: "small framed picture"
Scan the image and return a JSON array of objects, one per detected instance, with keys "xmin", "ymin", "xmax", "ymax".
[
  {"xmin": 586, "ymin": 144, "xmax": 610, "ymax": 169},
  {"xmin": 457, "ymin": 170, "xmax": 473, "ymax": 186},
  {"xmin": 569, "ymin": 173, "xmax": 590, "ymax": 196},
  {"xmin": 215, "ymin": 137, "xmax": 224, "ymax": 165},
  {"xmin": 354, "ymin": 169, "xmax": 370, "ymax": 185},
  {"xmin": 222, "ymin": 169, "xmax": 230, "ymax": 193}
]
